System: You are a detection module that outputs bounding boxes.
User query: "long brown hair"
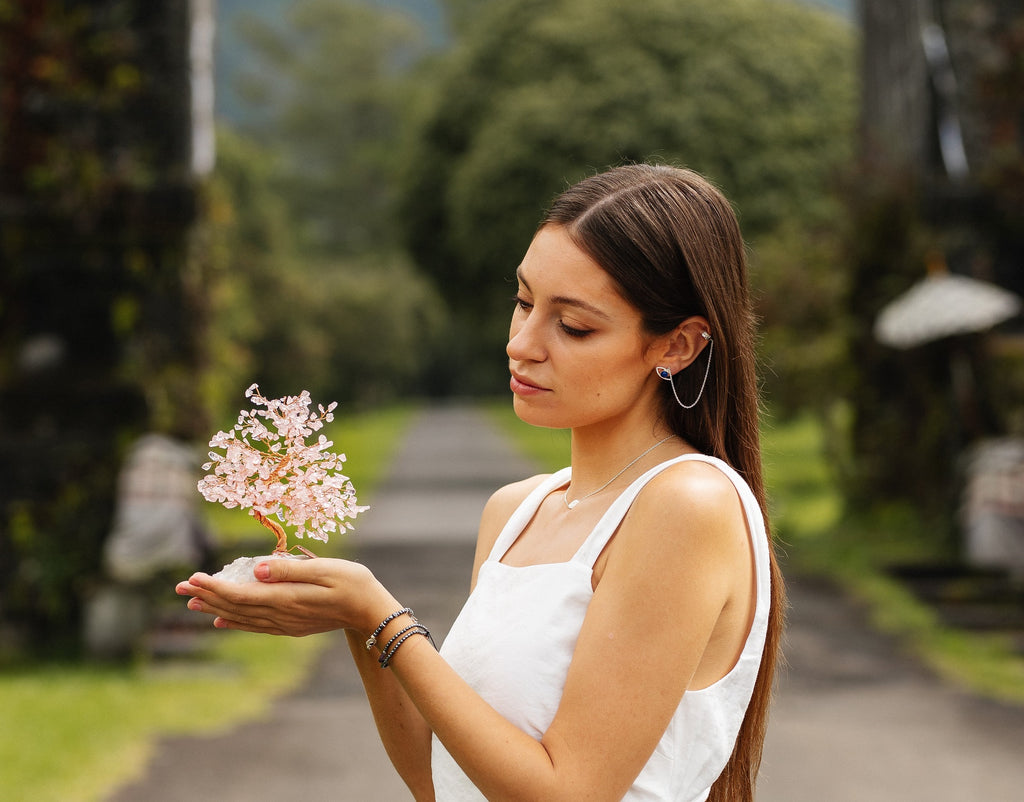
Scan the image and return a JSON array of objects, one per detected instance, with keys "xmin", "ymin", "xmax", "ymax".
[{"xmin": 542, "ymin": 164, "xmax": 785, "ymax": 802}]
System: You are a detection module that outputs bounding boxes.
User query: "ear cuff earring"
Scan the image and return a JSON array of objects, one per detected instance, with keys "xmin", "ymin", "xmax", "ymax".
[{"xmin": 656, "ymin": 332, "xmax": 713, "ymax": 409}]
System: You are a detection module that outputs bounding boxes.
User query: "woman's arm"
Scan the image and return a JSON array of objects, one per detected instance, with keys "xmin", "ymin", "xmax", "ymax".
[{"xmin": 344, "ymin": 628, "xmax": 435, "ymax": 799}]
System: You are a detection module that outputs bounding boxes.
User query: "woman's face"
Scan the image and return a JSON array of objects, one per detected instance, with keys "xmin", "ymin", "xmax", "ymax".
[{"xmin": 507, "ymin": 225, "xmax": 665, "ymax": 431}]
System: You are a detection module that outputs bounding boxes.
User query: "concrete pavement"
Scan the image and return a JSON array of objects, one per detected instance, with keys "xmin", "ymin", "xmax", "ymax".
[
  {"xmin": 108, "ymin": 404, "xmax": 1024, "ymax": 802},
  {"xmin": 758, "ymin": 575, "xmax": 1024, "ymax": 801}
]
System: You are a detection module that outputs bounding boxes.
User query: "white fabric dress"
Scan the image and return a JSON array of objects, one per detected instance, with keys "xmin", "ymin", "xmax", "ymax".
[{"xmin": 430, "ymin": 455, "xmax": 771, "ymax": 802}]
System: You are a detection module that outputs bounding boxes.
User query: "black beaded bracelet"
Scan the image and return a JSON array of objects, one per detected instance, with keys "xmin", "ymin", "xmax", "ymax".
[
  {"xmin": 365, "ymin": 607, "xmax": 414, "ymax": 651},
  {"xmin": 379, "ymin": 623, "xmax": 423, "ymax": 656},
  {"xmin": 379, "ymin": 625, "xmax": 430, "ymax": 668}
]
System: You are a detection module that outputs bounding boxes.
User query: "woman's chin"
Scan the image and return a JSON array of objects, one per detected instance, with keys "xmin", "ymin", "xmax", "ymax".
[{"xmin": 511, "ymin": 397, "xmax": 566, "ymax": 430}]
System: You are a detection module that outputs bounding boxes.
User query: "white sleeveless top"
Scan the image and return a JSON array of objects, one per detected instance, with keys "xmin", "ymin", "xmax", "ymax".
[{"xmin": 431, "ymin": 455, "xmax": 771, "ymax": 802}]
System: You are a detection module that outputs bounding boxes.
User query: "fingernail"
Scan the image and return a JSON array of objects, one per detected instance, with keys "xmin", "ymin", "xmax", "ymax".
[
  {"xmin": 187, "ymin": 599, "xmax": 202, "ymax": 611},
  {"xmin": 254, "ymin": 562, "xmax": 270, "ymax": 581}
]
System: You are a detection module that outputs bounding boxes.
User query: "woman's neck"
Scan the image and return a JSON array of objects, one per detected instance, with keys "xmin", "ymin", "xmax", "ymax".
[{"xmin": 567, "ymin": 416, "xmax": 686, "ymax": 493}]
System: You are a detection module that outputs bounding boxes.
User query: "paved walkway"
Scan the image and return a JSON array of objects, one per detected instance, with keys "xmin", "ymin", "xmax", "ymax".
[
  {"xmin": 758, "ymin": 576, "xmax": 1024, "ymax": 801},
  {"xmin": 109, "ymin": 404, "xmax": 1024, "ymax": 801}
]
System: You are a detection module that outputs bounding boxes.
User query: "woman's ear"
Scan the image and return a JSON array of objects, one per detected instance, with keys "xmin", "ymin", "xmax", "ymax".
[{"xmin": 653, "ymin": 316, "xmax": 711, "ymax": 375}]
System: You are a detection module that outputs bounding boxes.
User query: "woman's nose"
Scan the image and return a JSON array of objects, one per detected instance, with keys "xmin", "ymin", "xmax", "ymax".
[{"xmin": 507, "ymin": 315, "xmax": 545, "ymax": 362}]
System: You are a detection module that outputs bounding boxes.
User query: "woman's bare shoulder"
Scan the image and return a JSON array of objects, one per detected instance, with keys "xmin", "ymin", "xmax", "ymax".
[
  {"xmin": 646, "ymin": 457, "xmax": 745, "ymax": 515},
  {"xmin": 612, "ymin": 458, "xmax": 749, "ymax": 569}
]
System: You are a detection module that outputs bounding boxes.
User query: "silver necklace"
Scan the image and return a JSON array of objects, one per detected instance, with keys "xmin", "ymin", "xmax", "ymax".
[{"xmin": 563, "ymin": 434, "xmax": 676, "ymax": 510}]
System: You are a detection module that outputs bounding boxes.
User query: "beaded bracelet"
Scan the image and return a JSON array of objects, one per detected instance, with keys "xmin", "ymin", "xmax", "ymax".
[
  {"xmin": 378, "ymin": 622, "xmax": 423, "ymax": 656},
  {"xmin": 365, "ymin": 607, "xmax": 414, "ymax": 651},
  {"xmin": 379, "ymin": 625, "xmax": 431, "ymax": 668}
]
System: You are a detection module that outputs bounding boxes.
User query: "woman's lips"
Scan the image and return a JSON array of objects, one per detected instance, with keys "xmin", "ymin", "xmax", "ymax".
[{"xmin": 510, "ymin": 373, "xmax": 548, "ymax": 395}]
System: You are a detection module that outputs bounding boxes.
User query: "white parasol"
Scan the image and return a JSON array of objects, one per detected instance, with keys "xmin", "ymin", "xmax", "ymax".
[{"xmin": 874, "ymin": 257, "xmax": 1022, "ymax": 349}]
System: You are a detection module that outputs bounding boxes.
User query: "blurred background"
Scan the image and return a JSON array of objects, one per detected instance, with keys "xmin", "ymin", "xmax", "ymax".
[{"xmin": 1, "ymin": 0, "xmax": 1022, "ymax": 796}]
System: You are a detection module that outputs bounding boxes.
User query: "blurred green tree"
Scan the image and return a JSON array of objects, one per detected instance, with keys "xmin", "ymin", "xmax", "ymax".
[
  {"xmin": 230, "ymin": 0, "xmax": 427, "ymax": 255},
  {"xmin": 202, "ymin": 1, "xmax": 447, "ymax": 409},
  {"xmin": 437, "ymin": 0, "xmax": 496, "ymax": 35},
  {"xmin": 398, "ymin": 0, "xmax": 857, "ymax": 393}
]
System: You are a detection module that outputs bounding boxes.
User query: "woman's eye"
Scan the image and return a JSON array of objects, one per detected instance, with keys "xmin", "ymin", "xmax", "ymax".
[
  {"xmin": 512, "ymin": 295, "xmax": 591, "ymax": 337},
  {"xmin": 560, "ymin": 322, "xmax": 593, "ymax": 338}
]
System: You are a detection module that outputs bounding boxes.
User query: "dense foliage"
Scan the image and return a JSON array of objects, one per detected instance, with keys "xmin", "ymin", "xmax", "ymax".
[
  {"xmin": 201, "ymin": 128, "xmax": 447, "ymax": 415},
  {"xmin": 0, "ymin": 0, "xmax": 859, "ymax": 653},
  {"xmin": 0, "ymin": 0, "xmax": 886, "ymax": 655},
  {"xmin": 398, "ymin": 0, "xmax": 857, "ymax": 390},
  {"xmin": 202, "ymin": 1, "xmax": 447, "ymax": 413},
  {"xmin": 229, "ymin": 0, "xmax": 427, "ymax": 255}
]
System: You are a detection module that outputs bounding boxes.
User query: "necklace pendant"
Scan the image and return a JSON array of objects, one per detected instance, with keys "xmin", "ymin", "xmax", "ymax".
[{"xmin": 566, "ymin": 498, "xmax": 580, "ymax": 510}]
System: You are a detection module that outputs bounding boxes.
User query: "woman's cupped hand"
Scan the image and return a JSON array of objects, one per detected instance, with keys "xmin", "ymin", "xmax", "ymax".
[{"xmin": 175, "ymin": 557, "xmax": 395, "ymax": 638}]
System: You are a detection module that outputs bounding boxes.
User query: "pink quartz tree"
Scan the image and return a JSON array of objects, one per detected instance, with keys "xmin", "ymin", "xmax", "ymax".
[{"xmin": 198, "ymin": 384, "xmax": 367, "ymax": 554}]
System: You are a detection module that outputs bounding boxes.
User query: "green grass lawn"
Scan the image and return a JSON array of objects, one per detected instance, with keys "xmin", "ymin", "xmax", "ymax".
[
  {"xmin": 0, "ymin": 404, "xmax": 414, "ymax": 802},
  {"xmin": 1, "ymin": 633, "xmax": 326, "ymax": 801}
]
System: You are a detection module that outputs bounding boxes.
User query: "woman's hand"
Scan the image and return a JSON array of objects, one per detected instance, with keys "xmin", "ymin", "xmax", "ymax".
[{"xmin": 175, "ymin": 557, "xmax": 398, "ymax": 638}]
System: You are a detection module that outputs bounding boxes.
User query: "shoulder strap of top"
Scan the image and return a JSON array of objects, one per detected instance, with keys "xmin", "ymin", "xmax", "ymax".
[
  {"xmin": 486, "ymin": 468, "xmax": 573, "ymax": 563},
  {"xmin": 571, "ymin": 455, "xmax": 768, "ymax": 579}
]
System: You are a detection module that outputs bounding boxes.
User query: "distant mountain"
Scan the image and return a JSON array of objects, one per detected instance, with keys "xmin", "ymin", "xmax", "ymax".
[{"xmin": 214, "ymin": 0, "xmax": 448, "ymax": 124}]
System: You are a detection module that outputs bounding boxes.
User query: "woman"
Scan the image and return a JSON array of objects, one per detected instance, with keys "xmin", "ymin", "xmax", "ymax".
[{"xmin": 178, "ymin": 164, "xmax": 785, "ymax": 802}]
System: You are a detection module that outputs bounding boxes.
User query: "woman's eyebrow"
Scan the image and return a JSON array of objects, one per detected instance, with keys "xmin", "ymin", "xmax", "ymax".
[{"xmin": 516, "ymin": 267, "xmax": 612, "ymax": 321}]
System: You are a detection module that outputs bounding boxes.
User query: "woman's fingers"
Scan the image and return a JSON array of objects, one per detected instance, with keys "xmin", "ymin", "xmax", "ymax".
[
  {"xmin": 259, "ymin": 556, "xmax": 377, "ymax": 590},
  {"xmin": 177, "ymin": 575, "xmax": 342, "ymax": 636},
  {"xmin": 186, "ymin": 591, "xmax": 294, "ymax": 634},
  {"xmin": 212, "ymin": 615, "xmax": 282, "ymax": 634},
  {"xmin": 177, "ymin": 573, "xmax": 286, "ymax": 621},
  {"xmin": 256, "ymin": 556, "xmax": 337, "ymax": 585},
  {"xmin": 175, "ymin": 557, "xmax": 386, "ymax": 636}
]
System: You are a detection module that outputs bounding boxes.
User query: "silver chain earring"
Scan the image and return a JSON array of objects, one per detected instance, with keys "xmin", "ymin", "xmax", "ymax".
[{"xmin": 655, "ymin": 332, "xmax": 713, "ymax": 409}]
